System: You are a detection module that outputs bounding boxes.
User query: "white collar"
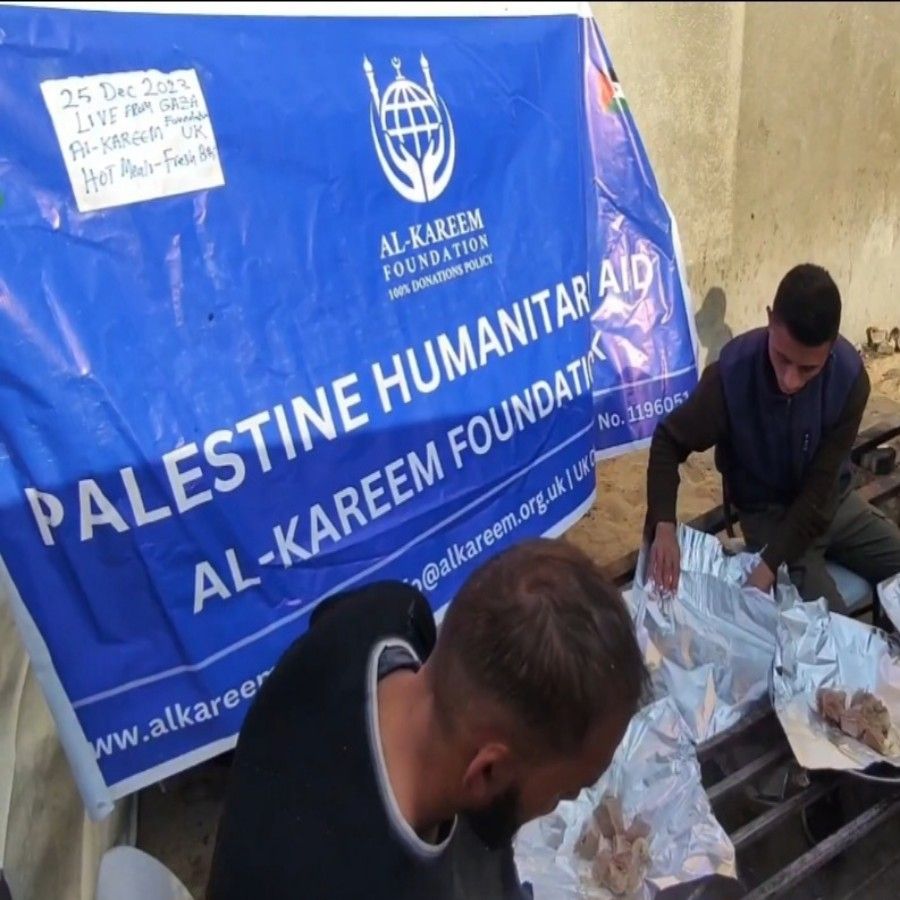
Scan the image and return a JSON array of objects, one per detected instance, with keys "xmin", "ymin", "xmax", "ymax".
[{"xmin": 366, "ymin": 638, "xmax": 458, "ymax": 859}]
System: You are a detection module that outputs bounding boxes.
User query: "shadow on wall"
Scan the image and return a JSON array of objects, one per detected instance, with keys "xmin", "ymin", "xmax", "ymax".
[{"xmin": 695, "ymin": 286, "xmax": 734, "ymax": 364}]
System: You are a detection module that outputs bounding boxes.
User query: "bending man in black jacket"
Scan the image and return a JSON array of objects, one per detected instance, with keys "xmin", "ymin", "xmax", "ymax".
[{"xmin": 208, "ymin": 538, "xmax": 646, "ymax": 899}]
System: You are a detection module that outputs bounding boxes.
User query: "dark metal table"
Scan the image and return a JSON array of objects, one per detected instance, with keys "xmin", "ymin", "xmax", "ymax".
[
  {"xmin": 668, "ymin": 707, "xmax": 900, "ymax": 898},
  {"xmin": 609, "ymin": 422, "xmax": 900, "ymax": 898}
]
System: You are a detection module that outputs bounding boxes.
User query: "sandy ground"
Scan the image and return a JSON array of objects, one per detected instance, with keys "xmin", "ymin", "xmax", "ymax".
[{"xmin": 139, "ymin": 354, "xmax": 900, "ymax": 898}]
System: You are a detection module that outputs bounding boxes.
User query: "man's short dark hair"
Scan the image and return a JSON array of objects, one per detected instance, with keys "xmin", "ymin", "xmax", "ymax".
[
  {"xmin": 430, "ymin": 539, "xmax": 648, "ymax": 757},
  {"xmin": 772, "ymin": 264, "xmax": 841, "ymax": 346}
]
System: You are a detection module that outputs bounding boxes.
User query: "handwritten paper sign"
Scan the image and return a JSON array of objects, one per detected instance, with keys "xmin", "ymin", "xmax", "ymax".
[{"xmin": 40, "ymin": 68, "xmax": 225, "ymax": 212}]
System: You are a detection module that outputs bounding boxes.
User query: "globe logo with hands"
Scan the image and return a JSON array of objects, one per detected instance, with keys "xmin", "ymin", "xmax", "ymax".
[{"xmin": 363, "ymin": 54, "xmax": 456, "ymax": 204}]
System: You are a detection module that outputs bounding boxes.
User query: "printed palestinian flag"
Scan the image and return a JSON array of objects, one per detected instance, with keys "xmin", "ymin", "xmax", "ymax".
[{"xmin": 597, "ymin": 68, "xmax": 628, "ymax": 115}]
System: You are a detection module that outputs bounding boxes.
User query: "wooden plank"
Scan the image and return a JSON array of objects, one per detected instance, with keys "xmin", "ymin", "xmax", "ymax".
[
  {"xmin": 851, "ymin": 423, "xmax": 900, "ymax": 464},
  {"xmin": 742, "ymin": 797, "xmax": 900, "ymax": 900},
  {"xmin": 843, "ymin": 853, "xmax": 900, "ymax": 900},
  {"xmin": 730, "ymin": 781, "xmax": 834, "ymax": 851},
  {"xmin": 706, "ymin": 747, "xmax": 790, "ymax": 803}
]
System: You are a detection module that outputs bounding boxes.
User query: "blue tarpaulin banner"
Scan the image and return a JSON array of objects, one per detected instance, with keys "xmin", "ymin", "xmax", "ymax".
[{"xmin": 0, "ymin": 2, "xmax": 697, "ymax": 815}]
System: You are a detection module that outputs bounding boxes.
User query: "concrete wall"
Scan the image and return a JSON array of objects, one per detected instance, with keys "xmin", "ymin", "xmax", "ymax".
[{"xmin": 591, "ymin": 1, "xmax": 900, "ymax": 362}]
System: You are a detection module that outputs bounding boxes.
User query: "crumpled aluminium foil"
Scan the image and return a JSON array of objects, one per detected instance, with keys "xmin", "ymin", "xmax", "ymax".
[
  {"xmin": 630, "ymin": 525, "xmax": 801, "ymax": 743},
  {"xmin": 514, "ymin": 697, "xmax": 736, "ymax": 898},
  {"xmin": 773, "ymin": 600, "xmax": 900, "ymax": 771}
]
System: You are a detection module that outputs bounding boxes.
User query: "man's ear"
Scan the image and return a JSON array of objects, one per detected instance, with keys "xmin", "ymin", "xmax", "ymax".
[{"xmin": 461, "ymin": 742, "xmax": 513, "ymax": 806}]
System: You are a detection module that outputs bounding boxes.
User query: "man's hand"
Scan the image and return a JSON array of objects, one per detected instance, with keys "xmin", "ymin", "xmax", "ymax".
[
  {"xmin": 745, "ymin": 560, "xmax": 776, "ymax": 594},
  {"xmin": 647, "ymin": 522, "xmax": 680, "ymax": 594}
]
